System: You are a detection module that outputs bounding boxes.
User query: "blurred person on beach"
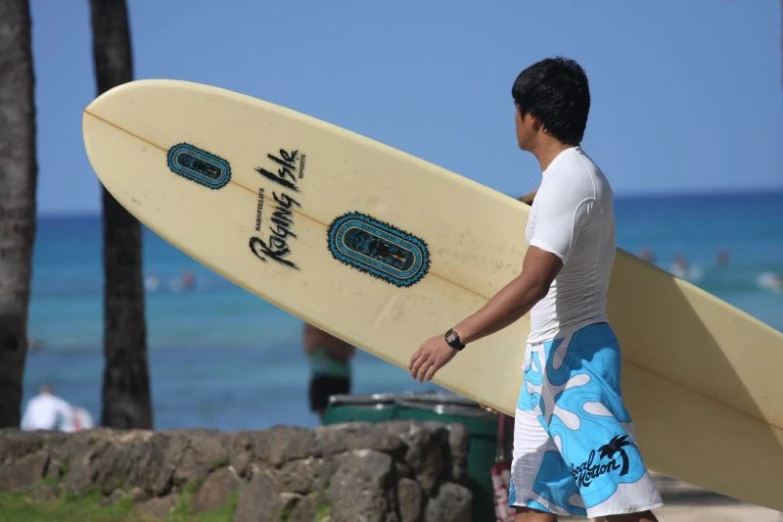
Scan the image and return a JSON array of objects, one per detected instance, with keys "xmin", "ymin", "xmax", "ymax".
[
  {"xmin": 409, "ymin": 57, "xmax": 662, "ymax": 521},
  {"xmin": 65, "ymin": 407, "xmax": 95, "ymax": 432},
  {"xmin": 303, "ymin": 323, "xmax": 355, "ymax": 422},
  {"xmin": 20, "ymin": 384, "xmax": 74, "ymax": 432}
]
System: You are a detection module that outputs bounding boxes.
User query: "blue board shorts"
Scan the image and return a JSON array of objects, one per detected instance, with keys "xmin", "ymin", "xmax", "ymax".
[{"xmin": 509, "ymin": 322, "xmax": 663, "ymax": 518}]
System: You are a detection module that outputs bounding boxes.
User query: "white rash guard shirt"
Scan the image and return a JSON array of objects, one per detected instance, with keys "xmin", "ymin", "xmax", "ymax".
[{"xmin": 525, "ymin": 146, "xmax": 616, "ymax": 345}]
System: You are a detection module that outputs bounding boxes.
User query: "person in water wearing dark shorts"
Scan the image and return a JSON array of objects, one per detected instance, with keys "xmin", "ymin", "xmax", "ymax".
[{"xmin": 303, "ymin": 322, "xmax": 355, "ymax": 422}]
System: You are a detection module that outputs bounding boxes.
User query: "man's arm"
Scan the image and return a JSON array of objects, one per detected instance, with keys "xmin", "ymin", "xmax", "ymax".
[
  {"xmin": 408, "ymin": 246, "xmax": 562, "ymax": 382},
  {"xmin": 450, "ymin": 187, "xmax": 542, "ymax": 341},
  {"xmin": 452, "ymin": 246, "xmax": 562, "ymax": 345},
  {"xmin": 517, "ymin": 189, "xmax": 537, "ymax": 206},
  {"xmin": 409, "ymin": 176, "xmax": 591, "ymax": 383},
  {"xmin": 454, "ymin": 188, "xmax": 541, "ymax": 342},
  {"xmin": 456, "ymin": 180, "xmax": 592, "ymax": 344}
]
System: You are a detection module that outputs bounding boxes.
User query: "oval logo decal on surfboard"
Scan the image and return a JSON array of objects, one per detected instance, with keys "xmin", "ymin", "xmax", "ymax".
[
  {"xmin": 327, "ymin": 212, "xmax": 430, "ymax": 288},
  {"xmin": 167, "ymin": 143, "xmax": 231, "ymax": 189}
]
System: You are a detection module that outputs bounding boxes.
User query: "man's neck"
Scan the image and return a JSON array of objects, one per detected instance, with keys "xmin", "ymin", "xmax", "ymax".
[{"xmin": 531, "ymin": 138, "xmax": 576, "ymax": 172}]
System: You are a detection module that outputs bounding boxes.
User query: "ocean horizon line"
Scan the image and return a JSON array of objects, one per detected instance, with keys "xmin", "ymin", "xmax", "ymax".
[{"xmin": 34, "ymin": 186, "xmax": 783, "ymax": 220}]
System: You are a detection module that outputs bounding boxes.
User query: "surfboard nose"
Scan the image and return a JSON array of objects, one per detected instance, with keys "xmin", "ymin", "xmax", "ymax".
[{"xmin": 83, "ymin": 78, "xmax": 176, "ymax": 114}]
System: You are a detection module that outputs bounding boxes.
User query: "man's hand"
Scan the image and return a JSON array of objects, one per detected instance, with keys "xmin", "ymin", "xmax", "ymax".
[{"xmin": 408, "ymin": 334, "xmax": 458, "ymax": 383}]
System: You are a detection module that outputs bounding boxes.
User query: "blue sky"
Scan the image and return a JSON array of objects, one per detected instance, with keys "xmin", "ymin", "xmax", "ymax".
[{"xmin": 31, "ymin": 1, "xmax": 783, "ymax": 216}]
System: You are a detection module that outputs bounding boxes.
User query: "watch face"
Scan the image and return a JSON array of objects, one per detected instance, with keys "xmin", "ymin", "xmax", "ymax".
[{"xmin": 446, "ymin": 330, "xmax": 461, "ymax": 348}]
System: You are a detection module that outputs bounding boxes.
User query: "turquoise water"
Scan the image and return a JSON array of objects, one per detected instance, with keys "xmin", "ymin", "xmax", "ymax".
[{"xmin": 22, "ymin": 191, "xmax": 783, "ymax": 430}]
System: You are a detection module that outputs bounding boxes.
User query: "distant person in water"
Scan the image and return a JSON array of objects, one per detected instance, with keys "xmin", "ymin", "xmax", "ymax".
[
  {"xmin": 170, "ymin": 270, "xmax": 196, "ymax": 292},
  {"xmin": 669, "ymin": 252, "xmax": 703, "ymax": 282},
  {"xmin": 20, "ymin": 384, "xmax": 73, "ymax": 431},
  {"xmin": 638, "ymin": 247, "xmax": 656, "ymax": 265},
  {"xmin": 303, "ymin": 323, "xmax": 355, "ymax": 422},
  {"xmin": 669, "ymin": 252, "xmax": 688, "ymax": 278},
  {"xmin": 28, "ymin": 337, "xmax": 45, "ymax": 354},
  {"xmin": 757, "ymin": 272, "xmax": 782, "ymax": 293}
]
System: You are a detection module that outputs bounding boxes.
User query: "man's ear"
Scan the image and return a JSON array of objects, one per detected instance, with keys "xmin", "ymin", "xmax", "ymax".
[{"xmin": 530, "ymin": 114, "xmax": 543, "ymax": 133}]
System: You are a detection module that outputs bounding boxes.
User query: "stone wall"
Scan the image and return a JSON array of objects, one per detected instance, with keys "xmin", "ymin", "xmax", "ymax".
[{"xmin": 0, "ymin": 420, "xmax": 473, "ymax": 522}]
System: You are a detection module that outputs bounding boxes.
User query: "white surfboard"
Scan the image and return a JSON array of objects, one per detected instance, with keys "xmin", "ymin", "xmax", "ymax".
[{"xmin": 82, "ymin": 79, "xmax": 783, "ymax": 511}]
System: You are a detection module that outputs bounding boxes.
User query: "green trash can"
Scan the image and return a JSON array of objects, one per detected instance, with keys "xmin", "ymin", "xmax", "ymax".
[
  {"xmin": 396, "ymin": 392, "xmax": 513, "ymax": 522},
  {"xmin": 322, "ymin": 393, "xmax": 399, "ymax": 424}
]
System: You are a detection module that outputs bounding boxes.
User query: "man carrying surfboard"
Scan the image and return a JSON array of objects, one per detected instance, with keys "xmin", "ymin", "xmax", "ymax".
[{"xmin": 409, "ymin": 57, "xmax": 663, "ymax": 521}]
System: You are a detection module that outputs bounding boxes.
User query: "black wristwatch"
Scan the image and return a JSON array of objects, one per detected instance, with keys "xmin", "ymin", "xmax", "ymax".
[{"xmin": 445, "ymin": 328, "xmax": 465, "ymax": 351}]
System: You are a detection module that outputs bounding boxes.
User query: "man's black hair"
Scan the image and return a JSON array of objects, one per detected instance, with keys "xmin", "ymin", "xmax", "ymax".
[{"xmin": 511, "ymin": 57, "xmax": 591, "ymax": 145}]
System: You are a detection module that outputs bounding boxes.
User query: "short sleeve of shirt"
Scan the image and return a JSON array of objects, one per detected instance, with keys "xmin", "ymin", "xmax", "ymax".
[{"xmin": 528, "ymin": 173, "xmax": 594, "ymax": 263}]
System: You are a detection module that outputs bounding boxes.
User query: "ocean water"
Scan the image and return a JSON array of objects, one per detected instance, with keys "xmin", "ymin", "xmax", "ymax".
[{"xmin": 21, "ymin": 191, "xmax": 783, "ymax": 430}]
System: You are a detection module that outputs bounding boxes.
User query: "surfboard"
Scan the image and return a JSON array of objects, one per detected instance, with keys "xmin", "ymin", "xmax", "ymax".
[{"xmin": 82, "ymin": 79, "xmax": 783, "ymax": 511}]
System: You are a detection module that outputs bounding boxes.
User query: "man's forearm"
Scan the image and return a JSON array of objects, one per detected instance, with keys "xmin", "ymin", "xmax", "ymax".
[{"xmin": 454, "ymin": 275, "xmax": 548, "ymax": 346}]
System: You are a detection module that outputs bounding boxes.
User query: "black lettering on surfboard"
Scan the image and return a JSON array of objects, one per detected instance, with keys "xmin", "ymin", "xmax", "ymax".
[
  {"xmin": 250, "ymin": 147, "xmax": 305, "ymax": 270},
  {"xmin": 254, "ymin": 188, "xmax": 266, "ymax": 232},
  {"xmin": 298, "ymin": 153, "xmax": 307, "ymax": 179},
  {"xmin": 255, "ymin": 149, "xmax": 300, "ymax": 191}
]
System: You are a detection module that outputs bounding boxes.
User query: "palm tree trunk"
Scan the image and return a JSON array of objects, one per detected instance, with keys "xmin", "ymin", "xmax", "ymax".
[
  {"xmin": 88, "ymin": 0, "xmax": 152, "ymax": 429},
  {"xmin": 0, "ymin": 0, "xmax": 38, "ymax": 428}
]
